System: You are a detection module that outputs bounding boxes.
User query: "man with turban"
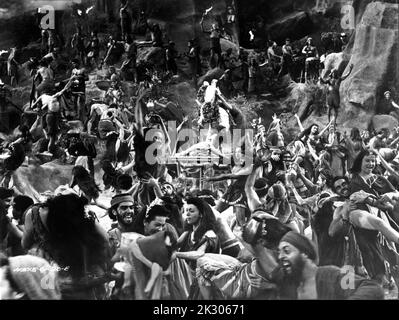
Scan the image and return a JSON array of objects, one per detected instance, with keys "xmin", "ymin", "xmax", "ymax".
[{"xmin": 271, "ymin": 231, "xmax": 384, "ymax": 299}]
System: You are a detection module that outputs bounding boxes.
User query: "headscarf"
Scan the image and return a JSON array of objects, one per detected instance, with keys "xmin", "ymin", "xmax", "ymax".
[
  {"xmin": 280, "ymin": 231, "xmax": 317, "ymax": 261},
  {"xmin": 264, "ymin": 183, "xmax": 292, "ymax": 224},
  {"xmin": 111, "ymin": 194, "xmax": 134, "ymax": 208}
]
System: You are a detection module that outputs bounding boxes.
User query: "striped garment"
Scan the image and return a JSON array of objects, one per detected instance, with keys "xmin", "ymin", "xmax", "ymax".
[{"xmin": 196, "ymin": 254, "xmax": 277, "ymax": 299}]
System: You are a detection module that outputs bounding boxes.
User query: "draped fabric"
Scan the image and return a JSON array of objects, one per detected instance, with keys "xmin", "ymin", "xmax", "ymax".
[
  {"xmin": 196, "ymin": 254, "xmax": 277, "ymax": 300},
  {"xmin": 349, "ymin": 174, "xmax": 396, "ymax": 279}
]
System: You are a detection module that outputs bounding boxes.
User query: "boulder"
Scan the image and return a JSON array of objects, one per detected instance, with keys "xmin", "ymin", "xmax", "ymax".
[
  {"xmin": 340, "ymin": 2, "xmax": 399, "ymax": 114},
  {"xmin": 320, "ymin": 52, "xmax": 350, "ymax": 79},
  {"xmin": 266, "ymin": 11, "xmax": 314, "ymax": 43},
  {"xmin": 137, "ymin": 46, "xmax": 166, "ymax": 68},
  {"xmin": 371, "ymin": 114, "xmax": 398, "ymax": 132},
  {"xmin": 220, "ymin": 38, "xmax": 240, "ymax": 56},
  {"xmin": 197, "ymin": 67, "xmax": 225, "ymax": 87},
  {"xmin": 168, "ymin": 81, "xmax": 197, "ymax": 117}
]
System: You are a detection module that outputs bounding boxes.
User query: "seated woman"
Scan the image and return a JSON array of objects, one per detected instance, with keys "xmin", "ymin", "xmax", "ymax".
[{"xmin": 21, "ymin": 193, "xmax": 111, "ymax": 299}]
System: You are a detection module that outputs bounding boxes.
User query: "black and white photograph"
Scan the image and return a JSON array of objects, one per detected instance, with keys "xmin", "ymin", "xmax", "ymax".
[{"xmin": 0, "ymin": 0, "xmax": 398, "ymax": 306}]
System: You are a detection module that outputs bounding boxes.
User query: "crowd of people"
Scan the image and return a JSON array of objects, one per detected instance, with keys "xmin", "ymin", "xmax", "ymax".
[{"xmin": 1, "ymin": 1, "xmax": 399, "ymax": 301}]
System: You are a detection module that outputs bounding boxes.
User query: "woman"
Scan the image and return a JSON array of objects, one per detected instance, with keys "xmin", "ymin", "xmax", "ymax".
[
  {"xmin": 207, "ymin": 146, "xmax": 253, "ymax": 229},
  {"xmin": 296, "ymin": 120, "xmax": 331, "ymax": 152},
  {"xmin": 343, "ymin": 149, "xmax": 399, "ymax": 282},
  {"xmin": 21, "ymin": 193, "xmax": 111, "ymax": 299},
  {"xmin": 177, "ymin": 198, "xmax": 220, "ymax": 264},
  {"xmin": 170, "ymin": 198, "xmax": 220, "ymax": 299},
  {"xmin": 344, "ymin": 127, "xmax": 363, "ymax": 170},
  {"xmin": 7, "ymin": 47, "xmax": 20, "ymax": 87}
]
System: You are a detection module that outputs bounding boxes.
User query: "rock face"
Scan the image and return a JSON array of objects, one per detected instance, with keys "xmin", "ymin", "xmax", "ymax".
[
  {"xmin": 340, "ymin": 2, "xmax": 398, "ymax": 118},
  {"xmin": 197, "ymin": 67, "xmax": 225, "ymax": 86},
  {"xmin": 371, "ymin": 114, "xmax": 398, "ymax": 132},
  {"xmin": 320, "ymin": 51, "xmax": 350, "ymax": 79},
  {"xmin": 267, "ymin": 11, "xmax": 314, "ymax": 44},
  {"xmin": 137, "ymin": 46, "xmax": 166, "ymax": 68}
]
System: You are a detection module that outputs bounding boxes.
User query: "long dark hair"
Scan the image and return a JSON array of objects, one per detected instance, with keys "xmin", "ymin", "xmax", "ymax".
[
  {"xmin": 299, "ymin": 123, "xmax": 318, "ymax": 139},
  {"xmin": 71, "ymin": 166, "xmax": 100, "ymax": 201},
  {"xmin": 350, "ymin": 149, "xmax": 375, "ymax": 174},
  {"xmin": 350, "ymin": 128, "xmax": 361, "ymax": 141},
  {"xmin": 184, "ymin": 197, "xmax": 218, "ymax": 244},
  {"xmin": 0, "ymin": 200, "xmax": 8, "ymax": 243},
  {"xmin": 4, "ymin": 143, "xmax": 25, "ymax": 171},
  {"xmin": 45, "ymin": 194, "xmax": 109, "ymax": 277}
]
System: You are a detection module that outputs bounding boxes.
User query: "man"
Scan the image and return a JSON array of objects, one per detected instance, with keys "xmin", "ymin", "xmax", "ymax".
[
  {"xmin": 271, "ymin": 231, "xmax": 384, "ymax": 299},
  {"xmin": 159, "ymin": 182, "xmax": 184, "ymax": 235},
  {"xmin": 34, "ymin": 58, "xmax": 55, "ymax": 98},
  {"xmin": 109, "ymin": 200, "xmax": 177, "ymax": 299},
  {"xmin": 119, "ymin": 0, "xmax": 132, "ymax": 40},
  {"xmin": 71, "ymin": 26, "xmax": 86, "ymax": 64},
  {"xmin": 221, "ymin": 48, "xmax": 235, "ymax": 70},
  {"xmin": 4, "ymin": 195, "xmax": 34, "ymax": 256},
  {"xmin": 108, "ymin": 194, "xmax": 139, "ymax": 256},
  {"xmin": 121, "ymin": 35, "xmax": 138, "ymax": 83},
  {"xmin": 30, "ymin": 78, "xmax": 73, "ymax": 156},
  {"xmin": 108, "ymin": 195, "xmax": 172, "ymax": 255},
  {"xmin": 301, "ymin": 37, "xmax": 319, "ymax": 82},
  {"xmin": 313, "ymin": 176, "xmax": 354, "ymax": 267},
  {"xmin": 201, "ymin": 14, "xmax": 223, "ymax": 68},
  {"xmin": 267, "ymin": 41, "xmax": 282, "ymax": 75},
  {"xmin": 0, "ymin": 187, "xmax": 13, "ymax": 210},
  {"xmin": 70, "ymin": 59, "xmax": 88, "ymax": 121},
  {"xmin": 279, "ymin": 38, "xmax": 294, "ymax": 78},
  {"xmin": 187, "ymin": 39, "xmax": 202, "ymax": 81},
  {"xmin": 368, "ymin": 128, "xmax": 389, "ymax": 151},
  {"xmin": 379, "ymin": 91, "xmax": 399, "ymax": 120},
  {"xmin": 165, "ymin": 41, "xmax": 178, "ymax": 76},
  {"xmin": 87, "ymin": 31, "xmax": 100, "ymax": 67},
  {"xmin": 0, "ymin": 79, "xmax": 12, "ymax": 132},
  {"xmin": 320, "ymin": 64, "xmax": 354, "ymax": 125}
]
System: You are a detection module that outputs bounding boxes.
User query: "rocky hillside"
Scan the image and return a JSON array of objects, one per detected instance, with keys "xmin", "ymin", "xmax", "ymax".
[{"xmin": 1, "ymin": 0, "xmax": 398, "ymax": 133}]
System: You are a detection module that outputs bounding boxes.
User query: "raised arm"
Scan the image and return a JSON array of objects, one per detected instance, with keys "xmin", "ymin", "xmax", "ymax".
[
  {"xmin": 175, "ymin": 241, "xmax": 208, "ymax": 261},
  {"xmin": 30, "ymin": 95, "xmax": 43, "ymax": 109},
  {"xmin": 371, "ymin": 147, "xmax": 399, "ymax": 179},
  {"xmin": 294, "ymin": 114, "xmax": 305, "ymax": 132},
  {"xmin": 176, "ymin": 116, "xmax": 188, "ymax": 133},
  {"xmin": 340, "ymin": 63, "xmax": 354, "ymax": 81},
  {"xmin": 252, "ymin": 243, "xmax": 279, "ymax": 280},
  {"xmin": 245, "ymin": 165, "xmax": 263, "ymax": 212},
  {"xmin": 317, "ymin": 120, "xmax": 332, "ymax": 138},
  {"xmin": 207, "ymin": 164, "xmax": 253, "ymax": 182},
  {"xmin": 54, "ymin": 78, "xmax": 74, "ymax": 98},
  {"xmin": 134, "ymin": 88, "xmax": 150, "ymax": 135},
  {"xmin": 328, "ymin": 202, "xmax": 352, "ymax": 238},
  {"xmin": 200, "ymin": 15, "xmax": 211, "ymax": 34}
]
